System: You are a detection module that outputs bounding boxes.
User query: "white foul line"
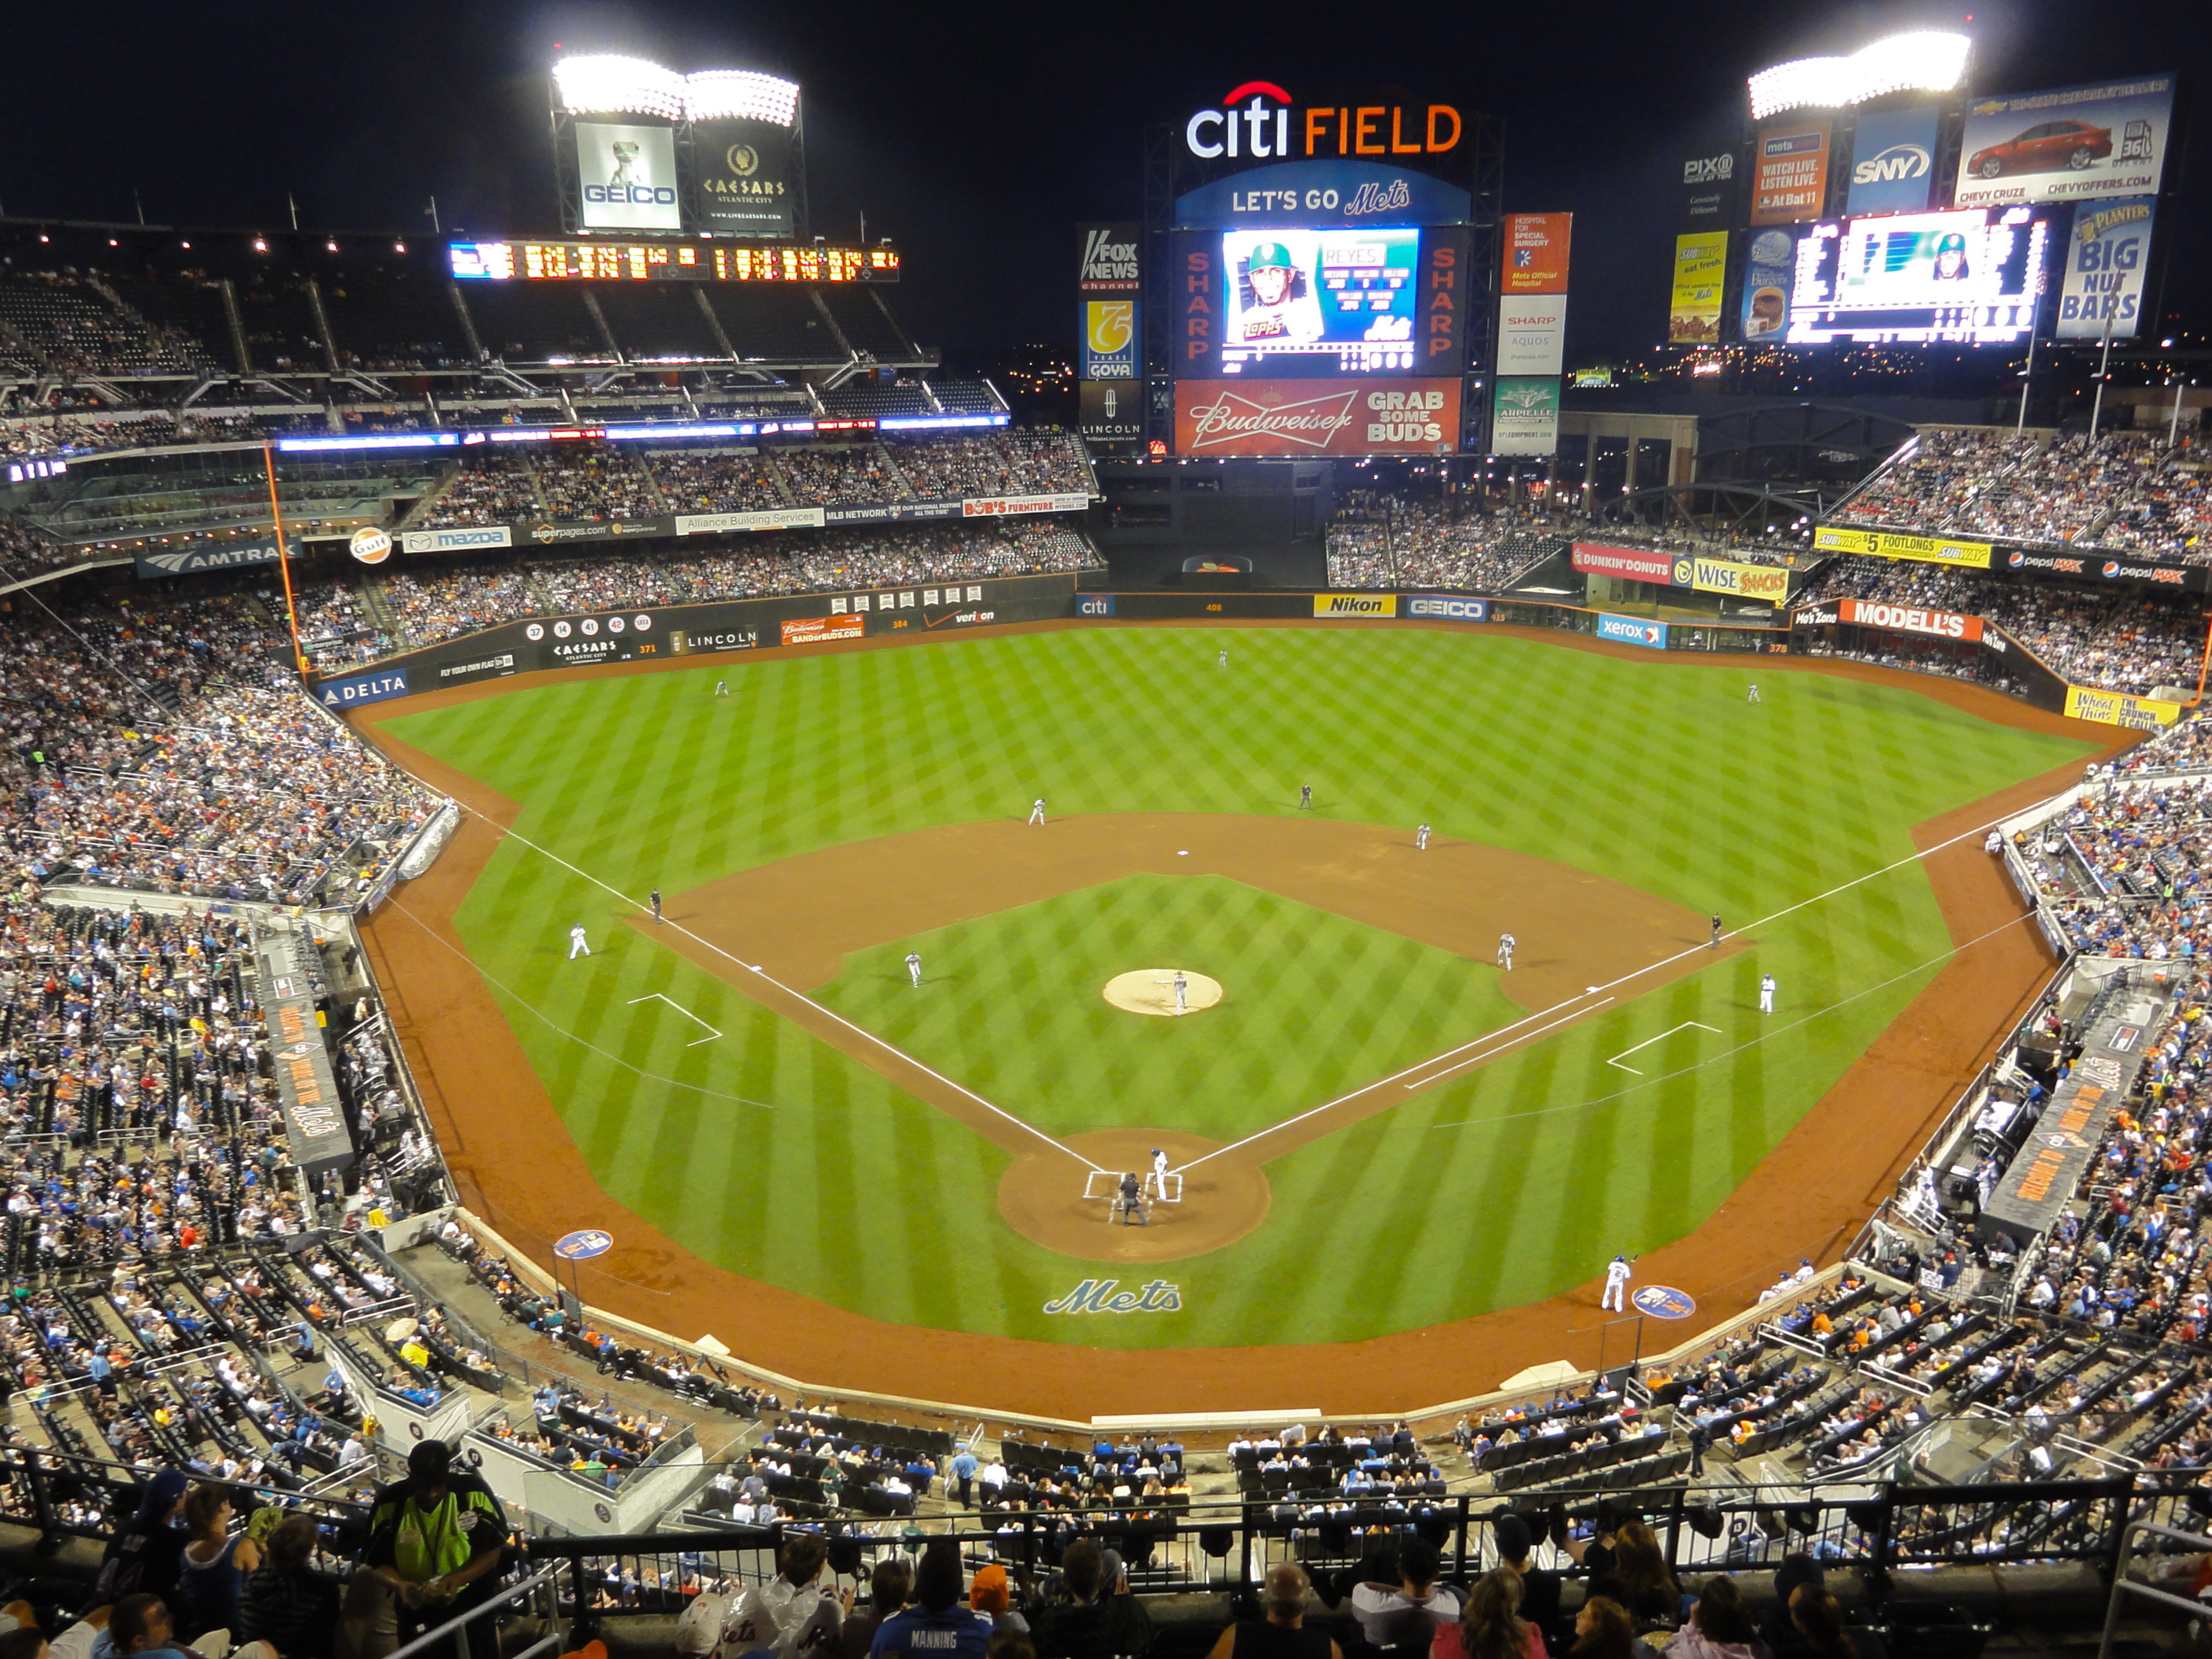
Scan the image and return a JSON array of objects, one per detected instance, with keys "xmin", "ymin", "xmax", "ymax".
[
  {"xmin": 627, "ymin": 992, "xmax": 723, "ymax": 1047},
  {"xmin": 1605, "ymin": 1020, "xmax": 1721, "ymax": 1075}
]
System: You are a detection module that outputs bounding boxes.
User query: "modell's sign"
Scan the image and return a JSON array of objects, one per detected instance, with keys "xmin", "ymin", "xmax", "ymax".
[
  {"xmin": 1839, "ymin": 598, "xmax": 1983, "ymax": 641},
  {"xmin": 1173, "ymin": 379, "xmax": 1459, "ymax": 456},
  {"xmin": 1185, "ymin": 82, "xmax": 1462, "ymax": 160}
]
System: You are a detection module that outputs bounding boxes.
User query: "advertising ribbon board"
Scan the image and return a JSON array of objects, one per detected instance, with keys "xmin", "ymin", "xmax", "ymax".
[
  {"xmin": 2063, "ymin": 687, "xmax": 2185, "ymax": 730},
  {"xmin": 135, "ymin": 538, "xmax": 288, "ymax": 578},
  {"xmin": 674, "ymin": 508, "xmax": 826, "ymax": 535},
  {"xmin": 1812, "ymin": 526, "xmax": 1994, "ymax": 568}
]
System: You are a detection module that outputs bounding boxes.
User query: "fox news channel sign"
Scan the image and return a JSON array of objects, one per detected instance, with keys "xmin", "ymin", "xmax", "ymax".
[{"xmin": 575, "ymin": 122, "xmax": 682, "ymax": 231}]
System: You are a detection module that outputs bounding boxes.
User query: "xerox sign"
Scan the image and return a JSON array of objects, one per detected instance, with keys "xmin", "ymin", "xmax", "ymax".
[{"xmin": 1595, "ymin": 614, "xmax": 1668, "ymax": 649}]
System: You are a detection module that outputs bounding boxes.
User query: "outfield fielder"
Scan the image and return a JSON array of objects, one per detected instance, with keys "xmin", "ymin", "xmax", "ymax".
[
  {"xmin": 1029, "ymin": 798, "xmax": 1047, "ymax": 825},
  {"xmin": 1759, "ymin": 972, "xmax": 1776, "ymax": 1015},
  {"xmin": 714, "ymin": 680, "xmax": 730, "ymax": 697},
  {"xmin": 1299, "ymin": 784, "xmax": 1313, "ymax": 810},
  {"xmin": 906, "ymin": 951, "xmax": 923, "ymax": 988},
  {"xmin": 1218, "ymin": 648, "xmax": 1229, "ymax": 667},
  {"xmin": 1748, "ymin": 683, "xmax": 1761, "ymax": 703},
  {"xmin": 567, "ymin": 923, "xmax": 590, "ymax": 960},
  {"xmin": 1603, "ymin": 1253, "xmax": 1632, "ymax": 1312},
  {"xmin": 1416, "ymin": 823, "xmax": 1430, "ymax": 851},
  {"xmin": 1155, "ymin": 969, "xmax": 1189, "ymax": 1015},
  {"xmin": 1496, "ymin": 931, "xmax": 1514, "ymax": 971}
]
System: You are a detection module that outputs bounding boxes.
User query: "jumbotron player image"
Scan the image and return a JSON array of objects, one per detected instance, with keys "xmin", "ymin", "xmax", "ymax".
[{"xmin": 1233, "ymin": 239, "xmax": 1323, "ymax": 345}]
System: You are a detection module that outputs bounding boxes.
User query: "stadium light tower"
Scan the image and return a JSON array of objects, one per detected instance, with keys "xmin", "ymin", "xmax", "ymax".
[{"xmin": 1748, "ymin": 31, "xmax": 1971, "ymax": 119}]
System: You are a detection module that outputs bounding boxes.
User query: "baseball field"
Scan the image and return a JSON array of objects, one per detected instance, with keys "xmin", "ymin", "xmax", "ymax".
[{"xmin": 356, "ymin": 620, "xmax": 2115, "ymax": 1410}]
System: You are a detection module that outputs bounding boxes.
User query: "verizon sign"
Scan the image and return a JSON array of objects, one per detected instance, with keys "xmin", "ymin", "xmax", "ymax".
[
  {"xmin": 1839, "ymin": 597, "xmax": 1983, "ymax": 641},
  {"xmin": 1174, "ymin": 378, "xmax": 1459, "ymax": 456}
]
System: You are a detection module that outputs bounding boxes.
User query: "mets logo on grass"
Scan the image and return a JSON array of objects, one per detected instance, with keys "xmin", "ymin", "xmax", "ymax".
[
  {"xmin": 1595, "ymin": 613, "xmax": 1667, "ymax": 649},
  {"xmin": 1043, "ymin": 1279, "xmax": 1183, "ymax": 1315},
  {"xmin": 1314, "ymin": 594, "xmax": 1396, "ymax": 617}
]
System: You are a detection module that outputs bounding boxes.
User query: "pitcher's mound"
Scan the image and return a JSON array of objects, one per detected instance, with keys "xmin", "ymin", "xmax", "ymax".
[{"xmin": 1103, "ymin": 969, "xmax": 1224, "ymax": 1017}]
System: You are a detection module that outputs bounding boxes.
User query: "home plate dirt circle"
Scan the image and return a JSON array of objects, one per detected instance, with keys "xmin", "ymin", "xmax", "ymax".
[
  {"xmin": 1101, "ymin": 969, "xmax": 1225, "ymax": 1017},
  {"xmin": 997, "ymin": 1129, "xmax": 1271, "ymax": 1264}
]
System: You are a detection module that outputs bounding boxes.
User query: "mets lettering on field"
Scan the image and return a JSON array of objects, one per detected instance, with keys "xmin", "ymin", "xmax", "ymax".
[{"xmin": 1043, "ymin": 1279, "xmax": 1183, "ymax": 1314}]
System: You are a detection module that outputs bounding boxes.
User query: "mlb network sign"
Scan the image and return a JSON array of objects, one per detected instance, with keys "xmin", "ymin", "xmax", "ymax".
[{"xmin": 1596, "ymin": 613, "xmax": 1669, "ymax": 649}]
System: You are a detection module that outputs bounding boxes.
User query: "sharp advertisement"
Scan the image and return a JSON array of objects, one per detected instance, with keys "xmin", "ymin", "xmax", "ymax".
[
  {"xmin": 693, "ymin": 118, "xmax": 797, "ymax": 238},
  {"xmin": 1173, "ymin": 379, "xmax": 1460, "ymax": 456},
  {"xmin": 1496, "ymin": 294, "xmax": 1567, "ymax": 375},
  {"xmin": 1744, "ymin": 210, "xmax": 2055, "ymax": 345},
  {"xmin": 1954, "ymin": 76, "xmax": 2176, "ymax": 209},
  {"xmin": 1177, "ymin": 228, "xmax": 1467, "ymax": 379},
  {"xmin": 2057, "ymin": 197, "xmax": 2156, "ymax": 339},
  {"xmin": 573, "ymin": 122, "xmax": 683, "ymax": 231},
  {"xmin": 1669, "ymin": 231, "xmax": 1728, "ymax": 344},
  {"xmin": 1844, "ymin": 106, "xmax": 1941, "ymax": 216},
  {"xmin": 1750, "ymin": 120, "xmax": 1831, "ymax": 225}
]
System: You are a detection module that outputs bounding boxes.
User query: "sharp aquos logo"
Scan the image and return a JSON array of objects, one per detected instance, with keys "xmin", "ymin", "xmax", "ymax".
[
  {"xmin": 1186, "ymin": 83, "xmax": 1461, "ymax": 160},
  {"xmin": 1852, "ymin": 144, "xmax": 1931, "ymax": 186}
]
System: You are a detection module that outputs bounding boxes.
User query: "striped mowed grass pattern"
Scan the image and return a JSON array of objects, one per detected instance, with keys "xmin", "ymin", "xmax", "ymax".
[{"xmin": 384, "ymin": 627, "xmax": 2093, "ymax": 1348}]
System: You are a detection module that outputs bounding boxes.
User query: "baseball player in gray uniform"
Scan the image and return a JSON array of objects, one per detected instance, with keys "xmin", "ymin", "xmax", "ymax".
[
  {"xmin": 1496, "ymin": 932, "xmax": 1514, "ymax": 971},
  {"xmin": 906, "ymin": 951, "xmax": 923, "ymax": 988}
]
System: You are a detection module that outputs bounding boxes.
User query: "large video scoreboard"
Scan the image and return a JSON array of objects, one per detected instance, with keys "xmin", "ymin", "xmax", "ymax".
[{"xmin": 449, "ymin": 239, "xmax": 898, "ymax": 283}]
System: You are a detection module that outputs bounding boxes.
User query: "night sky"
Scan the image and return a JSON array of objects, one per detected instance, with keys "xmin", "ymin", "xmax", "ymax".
[{"xmin": 1, "ymin": 0, "xmax": 2204, "ymax": 363}]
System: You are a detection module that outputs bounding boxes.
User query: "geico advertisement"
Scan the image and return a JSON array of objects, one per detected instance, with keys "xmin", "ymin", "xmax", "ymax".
[{"xmin": 1174, "ymin": 379, "xmax": 1459, "ymax": 456}]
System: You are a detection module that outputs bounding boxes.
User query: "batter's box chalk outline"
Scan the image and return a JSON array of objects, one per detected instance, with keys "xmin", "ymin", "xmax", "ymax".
[
  {"xmin": 627, "ymin": 992, "xmax": 724, "ymax": 1047},
  {"xmin": 1084, "ymin": 1170, "xmax": 1185, "ymax": 1203}
]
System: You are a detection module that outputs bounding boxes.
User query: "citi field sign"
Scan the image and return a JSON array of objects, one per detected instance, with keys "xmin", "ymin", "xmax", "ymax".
[{"xmin": 1186, "ymin": 82, "xmax": 1462, "ymax": 160}]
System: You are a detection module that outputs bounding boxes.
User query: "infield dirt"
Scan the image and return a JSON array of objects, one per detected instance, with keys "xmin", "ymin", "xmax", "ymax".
[{"xmin": 352, "ymin": 619, "xmax": 2132, "ymax": 1419}]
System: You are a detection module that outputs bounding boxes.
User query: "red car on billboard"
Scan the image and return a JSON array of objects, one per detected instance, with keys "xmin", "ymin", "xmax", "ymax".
[{"xmin": 1968, "ymin": 118, "xmax": 2113, "ymax": 178}]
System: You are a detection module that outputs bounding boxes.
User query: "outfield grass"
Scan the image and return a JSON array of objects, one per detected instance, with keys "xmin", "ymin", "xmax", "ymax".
[
  {"xmin": 384, "ymin": 626, "xmax": 2094, "ymax": 1348},
  {"xmin": 815, "ymin": 874, "xmax": 1527, "ymax": 1142}
]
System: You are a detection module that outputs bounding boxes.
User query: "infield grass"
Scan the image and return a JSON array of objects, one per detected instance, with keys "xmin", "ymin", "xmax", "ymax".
[{"xmin": 382, "ymin": 625, "xmax": 2095, "ymax": 1348}]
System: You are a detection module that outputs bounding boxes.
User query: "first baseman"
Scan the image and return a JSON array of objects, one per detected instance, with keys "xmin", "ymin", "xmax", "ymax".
[
  {"xmin": 1496, "ymin": 932, "xmax": 1514, "ymax": 971},
  {"xmin": 1029, "ymin": 798, "xmax": 1046, "ymax": 825},
  {"xmin": 906, "ymin": 951, "xmax": 923, "ymax": 988},
  {"xmin": 568, "ymin": 924, "xmax": 590, "ymax": 960}
]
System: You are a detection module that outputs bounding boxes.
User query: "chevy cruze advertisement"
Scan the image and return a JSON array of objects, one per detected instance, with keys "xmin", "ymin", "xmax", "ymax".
[{"xmin": 1954, "ymin": 76, "xmax": 2174, "ymax": 208}]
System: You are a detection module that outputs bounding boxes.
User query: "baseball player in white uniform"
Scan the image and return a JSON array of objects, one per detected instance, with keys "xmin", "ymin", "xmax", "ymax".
[
  {"xmin": 1218, "ymin": 648, "xmax": 1229, "ymax": 667},
  {"xmin": 1603, "ymin": 1253, "xmax": 1632, "ymax": 1312},
  {"xmin": 1747, "ymin": 683, "xmax": 1761, "ymax": 703},
  {"xmin": 906, "ymin": 951, "xmax": 923, "ymax": 988},
  {"xmin": 1156, "ymin": 969, "xmax": 1189, "ymax": 1014},
  {"xmin": 1759, "ymin": 973, "xmax": 1776, "ymax": 1015},
  {"xmin": 1496, "ymin": 932, "xmax": 1514, "ymax": 971},
  {"xmin": 567, "ymin": 924, "xmax": 590, "ymax": 960},
  {"xmin": 1029, "ymin": 798, "xmax": 1046, "ymax": 825},
  {"xmin": 1149, "ymin": 1146, "xmax": 1171, "ymax": 1196},
  {"xmin": 714, "ymin": 680, "xmax": 730, "ymax": 697},
  {"xmin": 1416, "ymin": 823, "xmax": 1430, "ymax": 851}
]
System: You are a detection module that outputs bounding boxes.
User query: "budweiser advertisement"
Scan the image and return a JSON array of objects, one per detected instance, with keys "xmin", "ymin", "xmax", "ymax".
[{"xmin": 1174, "ymin": 379, "xmax": 1460, "ymax": 457}]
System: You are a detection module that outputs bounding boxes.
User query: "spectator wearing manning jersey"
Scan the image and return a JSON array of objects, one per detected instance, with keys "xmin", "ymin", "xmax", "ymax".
[
  {"xmin": 725, "ymin": 1534, "xmax": 851, "ymax": 1659},
  {"xmin": 871, "ymin": 1540, "xmax": 991, "ymax": 1659}
]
